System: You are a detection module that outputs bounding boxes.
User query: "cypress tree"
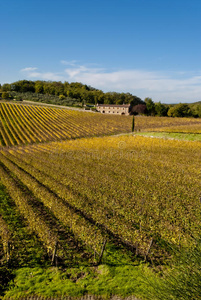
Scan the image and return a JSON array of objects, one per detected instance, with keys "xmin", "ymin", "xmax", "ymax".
[{"xmin": 132, "ymin": 115, "xmax": 135, "ymax": 132}]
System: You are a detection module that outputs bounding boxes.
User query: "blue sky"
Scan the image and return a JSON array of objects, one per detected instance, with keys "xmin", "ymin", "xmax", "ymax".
[{"xmin": 1, "ymin": 0, "xmax": 201, "ymax": 103}]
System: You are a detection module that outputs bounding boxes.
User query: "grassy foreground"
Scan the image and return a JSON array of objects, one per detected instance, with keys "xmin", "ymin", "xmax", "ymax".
[
  {"xmin": 3, "ymin": 239, "xmax": 201, "ymax": 300},
  {"xmin": 3, "ymin": 264, "xmax": 151, "ymax": 299}
]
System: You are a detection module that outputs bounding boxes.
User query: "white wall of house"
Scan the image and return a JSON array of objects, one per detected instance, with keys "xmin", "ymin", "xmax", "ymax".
[{"xmin": 96, "ymin": 105, "xmax": 130, "ymax": 115}]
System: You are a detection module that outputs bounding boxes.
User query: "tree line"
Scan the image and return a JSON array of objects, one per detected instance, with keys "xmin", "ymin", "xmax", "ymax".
[
  {"xmin": 0, "ymin": 80, "xmax": 144, "ymax": 106},
  {"xmin": 142, "ymin": 98, "xmax": 201, "ymax": 118},
  {"xmin": 0, "ymin": 80, "xmax": 201, "ymax": 117}
]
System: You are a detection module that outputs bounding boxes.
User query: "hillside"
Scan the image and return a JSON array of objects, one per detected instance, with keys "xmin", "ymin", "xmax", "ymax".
[
  {"xmin": 1, "ymin": 102, "xmax": 201, "ymax": 147},
  {"xmin": 0, "ymin": 80, "xmax": 144, "ymax": 107}
]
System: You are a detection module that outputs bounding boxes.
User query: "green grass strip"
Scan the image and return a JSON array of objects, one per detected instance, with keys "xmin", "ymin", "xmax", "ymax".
[{"xmin": 135, "ymin": 131, "xmax": 201, "ymax": 141}]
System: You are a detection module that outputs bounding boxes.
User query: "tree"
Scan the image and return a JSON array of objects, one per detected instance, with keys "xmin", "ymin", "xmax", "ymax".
[
  {"xmin": 104, "ymin": 93, "xmax": 114, "ymax": 104},
  {"xmin": 167, "ymin": 103, "xmax": 192, "ymax": 117},
  {"xmin": 52, "ymin": 81, "xmax": 64, "ymax": 95},
  {"xmin": 130, "ymin": 95, "xmax": 144, "ymax": 106},
  {"xmin": 85, "ymin": 91, "xmax": 95, "ymax": 103},
  {"xmin": 145, "ymin": 97, "xmax": 156, "ymax": 116},
  {"xmin": 35, "ymin": 81, "xmax": 44, "ymax": 94},
  {"xmin": 132, "ymin": 115, "xmax": 135, "ymax": 132},
  {"xmin": 43, "ymin": 82, "xmax": 56, "ymax": 95},
  {"xmin": 2, "ymin": 83, "xmax": 11, "ymax": 92},
  {"xmin": 132, "ymin": 104, "xmax": 147, "ymax": 115},
  {"xmin": 155, "ymin": 102, "xmax": 168, "ymax": 116},
  {"xmin": 190, "ymin": 103, "xmax": 201, "ymax": 118},
  {"xmin": 11, "ymin": 80, "xmax": 35, "ymax": 93}
]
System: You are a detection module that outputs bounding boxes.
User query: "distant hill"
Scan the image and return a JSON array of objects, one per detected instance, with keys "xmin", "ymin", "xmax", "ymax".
[{"xmin": 0, "ymin": 79, "xmax": 144, "ymax": 106}]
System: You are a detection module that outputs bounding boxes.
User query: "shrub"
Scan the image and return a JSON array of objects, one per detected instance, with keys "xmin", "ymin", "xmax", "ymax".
[
  {"xmin": 2, "ymin": 92, "xmax": 10, "ymax": 99},
  {"xmin": 59, "ymin": 94, "xmax": 66, "ymax": 100}
]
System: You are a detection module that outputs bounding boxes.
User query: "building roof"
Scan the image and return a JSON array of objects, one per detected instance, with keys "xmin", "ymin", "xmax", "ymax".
[{"xmin": 97, "ymin": 104, "xmax": 130, "ymax": 108}]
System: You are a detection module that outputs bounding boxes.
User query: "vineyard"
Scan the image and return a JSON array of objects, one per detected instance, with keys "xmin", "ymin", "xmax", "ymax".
[
  {"xmin": 1, "ymin": 102, "xmax": 201, "ymax": 147},
  {"xmin": 0, "ymin": 102, "xmax": 201, "ymax": 299},
  {"xmin": 1, "ymin": 135, "xmax": 201, "ymax": 262}
]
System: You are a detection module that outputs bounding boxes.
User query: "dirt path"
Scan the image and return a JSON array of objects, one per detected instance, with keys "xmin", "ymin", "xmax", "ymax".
[{"xmin": 22, "ymin": 100, "xmax": 95, "ymax": 112}]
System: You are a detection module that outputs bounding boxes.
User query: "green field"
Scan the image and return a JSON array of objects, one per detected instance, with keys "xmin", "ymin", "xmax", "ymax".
[{"xmin": 136, "ymin": 131, "xmax": 201, "ymax": 141}]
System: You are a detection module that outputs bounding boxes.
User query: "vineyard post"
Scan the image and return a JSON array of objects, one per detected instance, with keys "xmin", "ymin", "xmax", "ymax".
[
  {"xmin": 97, "ymin": 240, "xmax": 107, "ymax": 265},
  {"xmin": 94, "ymin": 231, "xmax": 97, "ymax": 261},
  {"xmin": 51, "ymin": 241, "xmax": 58, "ymax": 266},
  {"xmin": 135, "ymin": 242, "xmax": 139, "ymax": 256},
  {"xmin": 140, "ymin": 198, "xmax": 145, "ymax": 233},
  {"xmin": 6, "ymin": 241, "xmax": 10, "ymax": 263},
  {"xmin": 144, "ymin": 238, "xmax": 153, "ymax": 262},
  {"xmin": 139, "ymin": 220, "xmax": 142, "ymax": 232}
]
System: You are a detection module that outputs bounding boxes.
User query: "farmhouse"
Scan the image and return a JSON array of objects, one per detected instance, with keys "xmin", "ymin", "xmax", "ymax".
[{"xmin": 96, "ymin": 104, "xmax": 131, "ymax": 115}]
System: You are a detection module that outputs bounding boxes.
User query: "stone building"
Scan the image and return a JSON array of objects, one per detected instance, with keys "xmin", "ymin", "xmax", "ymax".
[{"xmin": 96, "ymin": 104, "xmax": 131, "ymax": 115}]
